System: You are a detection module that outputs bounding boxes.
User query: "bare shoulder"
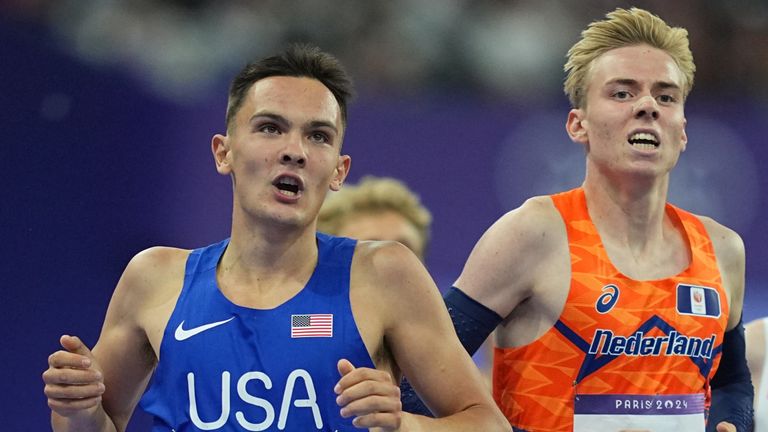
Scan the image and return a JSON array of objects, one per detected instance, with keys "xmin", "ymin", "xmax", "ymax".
[
  {"xmin": 697, "ymin": 216, "xmax": 745, "ymax": 329},
  {"xmin": 350, "ymin": 241, "xmax": 508, "ymax": 425},
  {"xmin": 351, "ymin": 240, "xmax": 435, "ymax": 299},
  {"xmin": 487, "ymin": 195, "xmax": 562, "ymax": 235},
  {"xmin": 127, "ymin": 246, "xmax": 190, "ymax": 276},
  {"xmin": 455, "ymin": 195, "xmax": 566, "ymax": 316},
  {"xmin": 112, "ymin": 246, "xmax": 191, "ymax": 309},
  {"xmin": 349, "ymin": 240, "xmax": 442, "ymax": 321},
  {"xmin": 100, "ymin": 245, "xmax": 191, "ymax": 339},
  {"xmin": 88, "ymin": 246, "xmax": 191, "ymax": 428},
  {"xmin": 349, "ymin": 240, "xmax": 442, "ymax": 366},
  {"xmin": 463, "ymin": 196, "xmax": 562, "ymax": 272},
  {"xmin": 698, "ymin": 216, "xmax": 746, "ymax": 264},
  {"xmin": 696, "ymin": 216, "xmax": 745, "ymax": 286}
]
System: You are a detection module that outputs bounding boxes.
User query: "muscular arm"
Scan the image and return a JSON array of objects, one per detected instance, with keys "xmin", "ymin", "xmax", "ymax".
[
  {"xmin": 702, "ymin": 219, "xmax": 754, "ymax": 432},
  {"xmin": 347, "ymin": 241, "xmax": 510, "ymax": 431},
  {"xmin": 705, "ymin": 219, "xmax": 747, "ymax": 333},
  {"xmin": 46, "ymin": 247, "xmax": 186, "ymax": 432},
  {"xmin": 454, "ymin": 203, "xmax": 539, "ymax": 318},
  {"xmin": 454, "ymin": 197, "xmax": 569, "ymax": 348}
]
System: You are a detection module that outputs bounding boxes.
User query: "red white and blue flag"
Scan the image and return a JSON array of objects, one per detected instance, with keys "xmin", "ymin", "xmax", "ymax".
[{"xmin": 291, "ymin": 314, "xmax": 333, "ymax": 338}]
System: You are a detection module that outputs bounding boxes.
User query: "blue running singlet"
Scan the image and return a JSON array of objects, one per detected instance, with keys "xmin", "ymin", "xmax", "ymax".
[{"xmin": 139, "ymin": 233, "xmax": 375, "ymax": 431}]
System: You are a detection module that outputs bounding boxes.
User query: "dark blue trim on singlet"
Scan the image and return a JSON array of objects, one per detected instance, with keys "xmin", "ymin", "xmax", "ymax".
[{"xmin": 554, "ymin": 320, "xmax": 591, "ymax": 353}]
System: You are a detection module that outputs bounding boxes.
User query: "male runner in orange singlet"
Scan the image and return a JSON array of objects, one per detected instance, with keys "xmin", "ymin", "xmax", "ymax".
[{"xmin": 442, "ymin": 7, "xmax": 754, "ymax": 432}]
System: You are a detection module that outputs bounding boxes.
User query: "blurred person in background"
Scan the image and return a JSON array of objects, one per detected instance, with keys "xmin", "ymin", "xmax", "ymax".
[
  {"xmin": 747, "ymin": 317, "xmax": 768, "ymax": 430},
  {"xmin": 318, "ymin": 175, "xmax": 432, "ymax": 262},
  {"xmin": 42, "ymin": 43, "xmax": 509, "ymax": 432},
  {"xmin": 319, "ymin": 175, "xmax": 495, "ymax": 417},
  {"xmin": 440, "ymin": 7, "xmax": 753, "ymax": 432}
]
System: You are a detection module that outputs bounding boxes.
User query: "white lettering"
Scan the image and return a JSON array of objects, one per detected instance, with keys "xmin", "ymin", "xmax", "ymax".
[
  {"xmin": 186, "ymin": 369, "xmax": 324, "ymax": 430},
  {"xmin": 236, "ymin": 372, "xmax": 275, "ymax": 431},
  {"xmin": 189, "ymin": 371, "xmax": 230, "ymax": 430},
  {"xmin": 588, "ymin": 329, "xmax": 716, "ymax": 359},
  {"xmin": 278, "ymin": 369, "xmax": 322, "ymax": 430}
]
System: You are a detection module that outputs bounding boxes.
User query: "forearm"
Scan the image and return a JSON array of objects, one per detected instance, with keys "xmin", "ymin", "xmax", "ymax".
[
  {"xmin": 401, "ymin": 403, "xmax": 511, "ymax": 432},
  {"xmin": 395, "ymin": 288, "xmax": 501, "ymax": 418},
  {"xmin": 707, "ymin": 317, "xmax": 754, "ymax": 431},
  {"xmin": 52, "ymin": 407, "xmax": 118, "ymax": 432}
]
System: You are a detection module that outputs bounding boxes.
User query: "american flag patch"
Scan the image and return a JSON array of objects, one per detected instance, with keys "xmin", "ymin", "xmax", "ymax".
[{"xmin": 291, "ymin": 314, "xmax": 333, "ymax": 338}]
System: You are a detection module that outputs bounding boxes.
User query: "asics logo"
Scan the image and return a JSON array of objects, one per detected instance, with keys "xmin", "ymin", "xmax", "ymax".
[
  {"xmin": 596, "ymin": 284, "xmax": 620, "ymax": 314},
  {"xmin": 174, "ymin": 317, "xmax": 235, "ymax": 341}
]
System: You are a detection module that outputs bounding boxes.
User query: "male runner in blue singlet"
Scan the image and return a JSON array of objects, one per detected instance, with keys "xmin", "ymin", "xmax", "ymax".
[{"xmin": 42, "ymin": 44, "xmax": 509, "ymax": 432}]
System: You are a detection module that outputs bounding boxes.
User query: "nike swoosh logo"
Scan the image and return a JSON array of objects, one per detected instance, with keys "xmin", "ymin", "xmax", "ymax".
[{"xmin": 174, "ymin": 317, "xmax": 235, "ymax": 341}]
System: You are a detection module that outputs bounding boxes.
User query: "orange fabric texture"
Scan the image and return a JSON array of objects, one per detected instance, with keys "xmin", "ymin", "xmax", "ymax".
[{"xmin": 493, "ymin": 188, "xmax": 729, "ymax": 431}]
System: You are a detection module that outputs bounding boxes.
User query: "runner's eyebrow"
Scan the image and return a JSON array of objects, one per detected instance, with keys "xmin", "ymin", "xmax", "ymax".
[
  {"xmin": 250, "ymin": 112, "xmax": 338, "ymax": 135},
  {"xmin": 250, "ymin": 112, "xmax": 290, "ymax": 127},
  {"xmin": 306, "ymin": 120, "xmax": 338, "ymax": 135}
]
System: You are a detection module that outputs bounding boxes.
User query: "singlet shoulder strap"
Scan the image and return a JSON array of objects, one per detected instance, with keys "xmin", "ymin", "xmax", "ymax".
[
  {"xmin": 666, "ymin": 204, "xmax": 716, "ymax": 259},
  {"xmin": 315, "ymin": 232, "xmax": 356, "ymax": 269},
  {"xmin": 549, "ymin": 187, "xmax": 589, "ymax": 220}
]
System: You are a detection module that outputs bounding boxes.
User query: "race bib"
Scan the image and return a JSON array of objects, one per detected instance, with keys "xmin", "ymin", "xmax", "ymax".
[{"xmin": 573, "ymin": 394, "xmax": 704, "ymax": 431}]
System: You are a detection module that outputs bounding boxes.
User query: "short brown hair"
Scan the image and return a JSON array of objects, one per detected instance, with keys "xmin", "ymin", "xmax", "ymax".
[{"xmin": 226, "ymin": 43, "xmax": 353, "ymax": 129}]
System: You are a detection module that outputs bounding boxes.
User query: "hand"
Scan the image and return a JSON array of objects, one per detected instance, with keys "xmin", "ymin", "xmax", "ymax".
[
  {"xmin": 335, "ymin": 359, "xmax": 403, "ymax": 431},
  {"xmin": 716, "ymin": 421, "xmax": 736, "ymax": 432},
  {"xmin": 43, "ymin": 335, "xmax": 105, "ymax": 417}
]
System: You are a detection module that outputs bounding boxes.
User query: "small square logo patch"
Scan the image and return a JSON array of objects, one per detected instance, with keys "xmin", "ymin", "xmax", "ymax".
[{"xmin": 676, "ymin": 284, "xmax": 721, "ymax": 318}]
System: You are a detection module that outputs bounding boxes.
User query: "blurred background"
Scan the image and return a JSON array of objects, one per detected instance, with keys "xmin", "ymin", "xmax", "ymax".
[{"xmin": 2, "ymin": 0, "xmax": 766, "ymax": 429}]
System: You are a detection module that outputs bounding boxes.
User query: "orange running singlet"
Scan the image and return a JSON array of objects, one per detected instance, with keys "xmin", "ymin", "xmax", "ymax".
[{"xmin": 493, "ymin": 188, "xmax": 729, "ymax": 431}]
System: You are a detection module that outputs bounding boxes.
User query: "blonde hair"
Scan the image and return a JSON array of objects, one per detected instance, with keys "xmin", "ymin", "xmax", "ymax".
[
  {"xmin": 318, "ymin": 176, "xmax": 432, "ymax": 250},
  {"xmin": 564, "ymin": 7, "xmax": 695, "ymax": 108}
]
